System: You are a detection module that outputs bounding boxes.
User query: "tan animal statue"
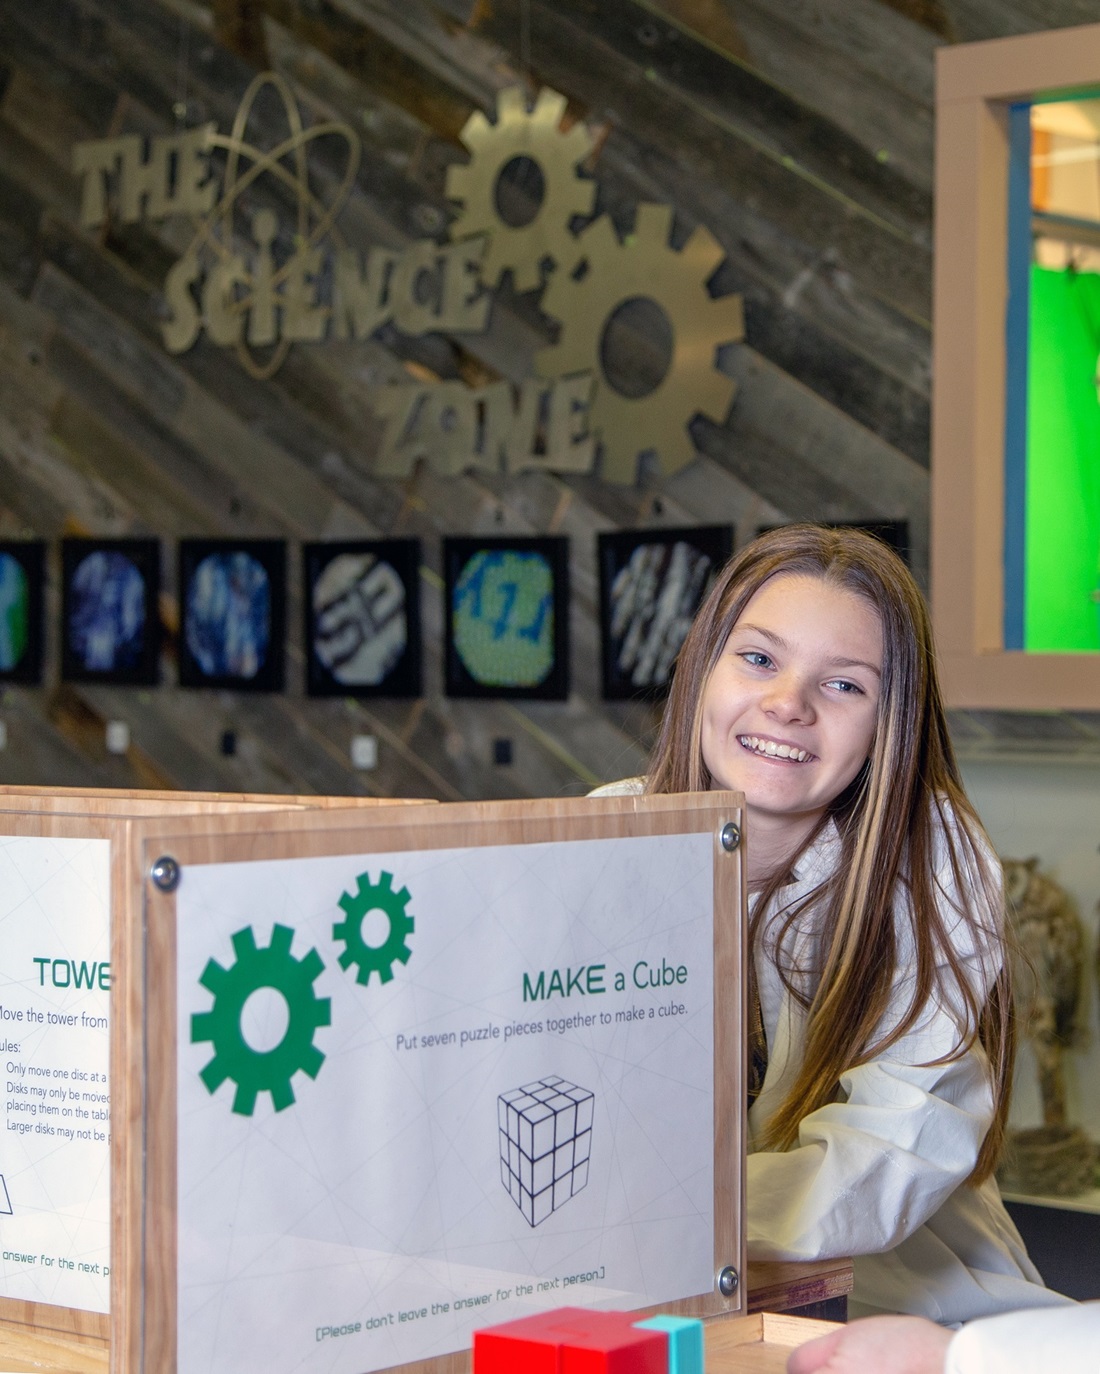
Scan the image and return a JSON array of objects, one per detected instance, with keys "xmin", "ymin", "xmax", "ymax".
[{"xmin": 1002, "ymin": 856, "xmax": 1086, "ymax": 1128}]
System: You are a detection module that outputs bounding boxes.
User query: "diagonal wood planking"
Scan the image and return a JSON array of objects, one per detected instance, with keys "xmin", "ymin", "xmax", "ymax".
[{"xmin": 0, "ymin": 0, "xmax": 1088, "ymax": 796}]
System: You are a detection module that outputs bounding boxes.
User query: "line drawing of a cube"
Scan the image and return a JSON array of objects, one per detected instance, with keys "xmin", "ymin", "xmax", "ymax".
[{"xmin": 498, "ymin": 1075, "xmax": 594, "ymax": 1227}]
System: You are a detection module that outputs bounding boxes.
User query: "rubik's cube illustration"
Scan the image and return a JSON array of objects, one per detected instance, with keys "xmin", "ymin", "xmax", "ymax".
[
  {"xmin": 474, "ymin": 1307, "xmax": 705, "ymax": 1374},
  {"xmin": 498, "ymin": 1076, "xmax": 594, "ymax": 1226}
]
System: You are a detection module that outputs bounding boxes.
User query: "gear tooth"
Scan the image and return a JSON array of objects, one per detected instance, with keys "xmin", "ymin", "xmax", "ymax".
[
  {"xmin": 692, "ymin": 374, "xmax": 737, "ymax": 425},
  {"xmin": 232, "ymin": 927, "xmax": 257, "ymax": 959},
  {"xmin": 562, "ymin": 125, "xmax": 595, "ymax": 164},
  {"xmin": 378, "ymin": 962, "xmax": 395, "ymax": 984},
  {"xmin": 445, "ymin": 164, "xmax": 470, "ymax": 200},
  {"xmin": 379, "ymin": 871, "xmax": 393, "ymax": 891},
  {"xmin": 200, "ymin": 1059, "xmax": 229, "ymax": 1094},
  {"xmin": 681, "ymin": 224, "xmax": 726, "ymax": 280},
  {"xmin": 634, "ymin": 203, "xmax": 673, "ymax": 248},
  {"xmin": 357, "ymin": 873, "xmax": 373, "ymax": 897},
  {"xmin": 356, "ymin": 964, "xmax": 374, "ymax": 987},
  {"xmin": 461, "ymin": 110, "xmax": 492, "ymax": 148},
  {"xmin": 302, "ymin": 1044, "xmax": 325, "ymax": 1079},
  {"xmin": 566, "ymin": 180, "xmax": 597, "ymax": 217},
  {"xmin": 497, "ymin": 87, "xmax": 526, "ymax": 121},
  {"xmin": 233, "ymin": 1082, "xmax": 258, "ymax": 1115},
  {"xmin": 393, "ymin": 945, "xmax": 412, "ymax": 967},
  {"xmin": 332, "ymin": 919, "xmax": 347, "ymax": 941},
  {"xmin": 394, "ymin": 885, "xmax": 410, "ymax": 906},
  {"xmin": 338, "ymin": 948, "xmax": 355, "ymax": 970},
  {"xmin": 597, "ymin": 434, "xmax": 641, "ymax": 485},
  {"xmin": 270, "ymin": 1079, "xmax": 295, "ymax": 1112},
  {"xmin": 653, "ymin": 428, "xmax": 699, "ymax": 478},
  {"xmin": 538, "ymin": 273, "xmax": 570, "ymax": 322},
  {"xmin": 199, "ymin": 959, "xmax": 227, "ymax": 994},
  {"xmin": 270, "ymin": 925, "xmax": 293, "ymax": 955},
  {"xmin": 338, "ymin": 892, "xmax": 354, "ymax": 915},
  {"xmin": 709, "ymin": 292, "xmax": 745, "ymax": 342},
  {"xmin": 300, "ymin": 948, "xmax": 324, "ymax": 981},
  {"xmin": 581, "ymin": 215, "xmax": 618, "ymax": 254},
  {"xmin": 532, "ymin": 88, "xmax": 567, "ymax": 128},
  {"xmin": 191, "ymin": 1011, "xmax": 215, "ymax": 1042},
  {"xmin": 313, "ymin": 996, "xmax": 332, "ymax": 1029},
  {"xmin": 510, "ymin": 257, "xmax": 544, "ymax": 293}
]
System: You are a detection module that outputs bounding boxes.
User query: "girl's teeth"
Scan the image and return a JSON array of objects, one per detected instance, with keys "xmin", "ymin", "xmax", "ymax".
[{"xmin": 741, "ymin": 736, "xmax": 809, "ymax": 763}]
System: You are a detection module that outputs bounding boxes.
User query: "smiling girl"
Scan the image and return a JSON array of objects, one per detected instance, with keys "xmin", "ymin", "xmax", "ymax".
[{"xmin": 596, "ymin": 524, "xmax": 1067, "ymax": 1323}]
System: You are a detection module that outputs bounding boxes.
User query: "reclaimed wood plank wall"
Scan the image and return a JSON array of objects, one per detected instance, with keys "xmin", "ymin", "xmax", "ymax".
[{"xmin": 0, "ymin": 0, "xmax": 1089, "ymax": 798}]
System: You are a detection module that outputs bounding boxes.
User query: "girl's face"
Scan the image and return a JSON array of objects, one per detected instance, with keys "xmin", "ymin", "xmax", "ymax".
[{"xmin": 700, "ymin": 573, "xmax": 883, "ymax": 847}]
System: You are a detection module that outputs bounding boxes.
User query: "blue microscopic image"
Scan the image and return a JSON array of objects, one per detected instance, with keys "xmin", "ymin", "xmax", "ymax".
[
  {"xmin": 68, "ymin": 552, "xmax": 147, "ymax": 671},
  {"xmin": 186, "ymin": 553, "xmax": 270, "ymax": 679}
]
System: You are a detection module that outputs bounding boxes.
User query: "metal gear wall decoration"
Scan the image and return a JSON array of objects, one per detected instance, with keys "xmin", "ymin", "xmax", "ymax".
[
  {"xmin": 536, "ymin": 204, "xmax": 745, "ymax": 484},
  {"xmin": 446, "ymin": 86, "xmax": 596, "ymax": 293},
  {"xmin": 333, "ymin": 870, "xmax": 415, "ymax": 986},
  {"xmin": 190, "ymin": 924, "xmax": 331, "ymax": 1116}
]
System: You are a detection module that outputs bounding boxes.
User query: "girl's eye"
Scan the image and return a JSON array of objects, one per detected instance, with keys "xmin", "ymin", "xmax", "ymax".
[
  {"xmin": 740, "ymin": 651, "xmax": 773, "ymax": 669},
  {"xmin": 826, "ymin": 678, "xmax": 864, "ymax": 695}
]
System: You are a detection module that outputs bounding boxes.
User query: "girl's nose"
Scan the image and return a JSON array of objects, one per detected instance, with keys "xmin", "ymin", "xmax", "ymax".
[{"xmin": 763, "ymin": 673, "xmax": 814, "ymax": 723}]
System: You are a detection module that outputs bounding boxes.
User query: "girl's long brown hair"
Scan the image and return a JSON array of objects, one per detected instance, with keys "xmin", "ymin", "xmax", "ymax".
[{"xmin": 647, "ymin": 524, "xmax": 1013, "ymax": 1183}]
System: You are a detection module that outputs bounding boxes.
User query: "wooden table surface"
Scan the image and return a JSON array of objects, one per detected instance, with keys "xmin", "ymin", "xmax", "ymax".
[
  {"xmin": 0, "ymin": 1312, "xmax": 838, "ymax": 1374},
  {"xmin": 0, "ymin": 1263, "xmax": 853, "ymax": 1373}
]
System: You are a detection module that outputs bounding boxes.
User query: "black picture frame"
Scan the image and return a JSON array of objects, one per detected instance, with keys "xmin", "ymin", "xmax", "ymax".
[
  {"xmin": 178, "ymin": 539, "xmax": 287, "ymax": 692},
  {"xmin": 756, "ymin": 520, "xmax": 911, "ymax": 566},
  {"xmin": 443, "ymin": 535, "xmax": 569, "ymax": 700},
  {"xmin": 598, "ymin": 524, "xmax": 733, "ymax": 701},
  {"xmin": 0, "ymin": 541, "xmax": 45, "ymax": 686},
  {"xmin": 303, "ymin": 539, "xmax": 422, "ymax": 698},
  {"xmin": 61, "ymin": 537, "xmax": 161, "ymax": 686}
]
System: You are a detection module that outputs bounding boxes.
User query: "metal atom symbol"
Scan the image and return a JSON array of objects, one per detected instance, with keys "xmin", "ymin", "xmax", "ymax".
[{"xmin": 179, "ymin": 72, "xmax": 359, "ymax": 379}]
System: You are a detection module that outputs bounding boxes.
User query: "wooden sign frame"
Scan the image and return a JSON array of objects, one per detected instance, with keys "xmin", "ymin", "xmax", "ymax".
[
  {"xmin": 933, "ymin": 23, "xmax": 1100, "ymax": 707},
  {"xmin": 120, "ymin": 791, "xmax": 746, "ymax": 1374},
  {"xmin": 0, "ymin": 787, "xmax": 420, "ymax": 1355}
]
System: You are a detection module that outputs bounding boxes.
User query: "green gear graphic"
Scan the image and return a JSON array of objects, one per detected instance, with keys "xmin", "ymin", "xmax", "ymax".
[
  {"xmin": 190, "ymin": 924, "xmax": 330, "ymax": 1116},
  {"xmin": 333, "ymin": 870, "xmax": 415, "ymax": 986}
]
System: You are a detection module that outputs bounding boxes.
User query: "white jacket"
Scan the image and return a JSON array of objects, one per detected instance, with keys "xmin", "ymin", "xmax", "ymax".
[
  {"xmin": 946, "ymin": 1302, "xmax": 1100, "ymax": 1373},
  {"xmin": 746, "ymin": 813, "xmax": 1068, "ymax": 1322},
  {"xmin": 588, "ymin": 781, "xmax": 1070, "ymax": 1323}
]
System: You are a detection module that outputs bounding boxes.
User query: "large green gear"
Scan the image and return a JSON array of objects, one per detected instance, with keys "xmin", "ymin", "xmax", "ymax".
[
  {"xmin": 333, "ymin": 870, "xmax": 415, "ymax": 986},
  {"xmin": 536, "ymin": 203, "xmax": 744, "ymax": 483},
  {"xmin": 190, "ymin": 924, "xmax": 330, "ymax": 1116}
]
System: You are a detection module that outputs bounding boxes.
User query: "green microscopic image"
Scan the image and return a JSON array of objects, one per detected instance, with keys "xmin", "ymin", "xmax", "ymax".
[
  {"xmin": 452, "ymin": 549, "xmax": 555, "ymax": 687},
  {"xmin": 0, "ymin": 554, "xmax": 29, "ymax": 671}
]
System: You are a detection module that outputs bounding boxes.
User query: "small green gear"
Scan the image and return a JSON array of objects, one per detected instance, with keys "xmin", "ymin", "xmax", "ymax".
[
  {"xmin": 190, "ymin": 924, "xmax": 330, "ymax": 1116},
  {"xmin": 333, "ymin": 870, "xmax": 415, "ymax": 986}
]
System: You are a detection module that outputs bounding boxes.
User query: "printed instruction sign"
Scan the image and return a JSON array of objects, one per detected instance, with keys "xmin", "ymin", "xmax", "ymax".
[
  {"xmin": 176, "ymin": 831, "xmax": 716, "ymax": 1374},
  {"xmin": 0, "ymin": 835, "xmax": 111, "ymax": 1313}
]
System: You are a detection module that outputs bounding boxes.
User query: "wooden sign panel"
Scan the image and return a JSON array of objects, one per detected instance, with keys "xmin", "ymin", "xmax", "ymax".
[
  {"xmin": 124, "ymin": 792, "xmax": 746, "ymax": 1374},
  {"xmin": 0, "ymin": 788, "xmax": 417, "ymax": 1351}
]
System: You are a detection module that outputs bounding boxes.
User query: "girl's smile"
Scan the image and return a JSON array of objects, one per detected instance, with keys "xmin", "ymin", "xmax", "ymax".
[{"xmin": 700, "ymin": 572, "xmax": 883, "ymax": 873}]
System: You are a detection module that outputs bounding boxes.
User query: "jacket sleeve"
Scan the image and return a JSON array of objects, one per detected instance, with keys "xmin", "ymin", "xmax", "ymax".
[
  {"xmin": 946, "ymin": 1303, "xmax": 1097, "ymax": 1374},
  {"xmin": 747, "ymin": 819, "xmax": 1002, "ymax": 1262}
]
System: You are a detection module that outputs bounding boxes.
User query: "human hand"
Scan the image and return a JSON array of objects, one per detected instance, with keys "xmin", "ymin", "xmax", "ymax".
[{"xmin": 787, "ymin": 1315, "xmax": 953, "ymax": 1374}]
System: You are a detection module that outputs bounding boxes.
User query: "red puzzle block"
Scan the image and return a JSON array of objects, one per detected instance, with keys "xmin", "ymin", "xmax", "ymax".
[
  {"xmin": 473, "ymin": 1308, "xmax": 578, "ymax": 1374},
  {"xmin": 473, "ymin": 1307, "xmax": 669, "ymax": 1374}
]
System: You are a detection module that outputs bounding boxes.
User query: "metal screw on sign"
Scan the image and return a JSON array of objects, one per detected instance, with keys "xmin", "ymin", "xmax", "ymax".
[
  {"xmin": 720, "ymin": 822, "xmax": 741, "ymax": 852},
  {"xmin": 150, "ymin": 855, "xmax": 181, "ymax": 893},
  {"xmin": 717, "ymin": 1265, "xmax": 739, "ymax": 1296}
]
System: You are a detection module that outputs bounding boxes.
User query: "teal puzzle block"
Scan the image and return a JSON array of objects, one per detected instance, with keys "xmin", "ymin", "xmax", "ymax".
[{"xmin": 633, "ymin": 1315, "xmax": 705, "ymax": 1374}]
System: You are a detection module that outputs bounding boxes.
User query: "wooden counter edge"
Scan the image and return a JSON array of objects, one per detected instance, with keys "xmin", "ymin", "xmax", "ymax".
[{"xmin": 747, "ymin": 1258, "xmax": 854, "ymax": 1314}]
